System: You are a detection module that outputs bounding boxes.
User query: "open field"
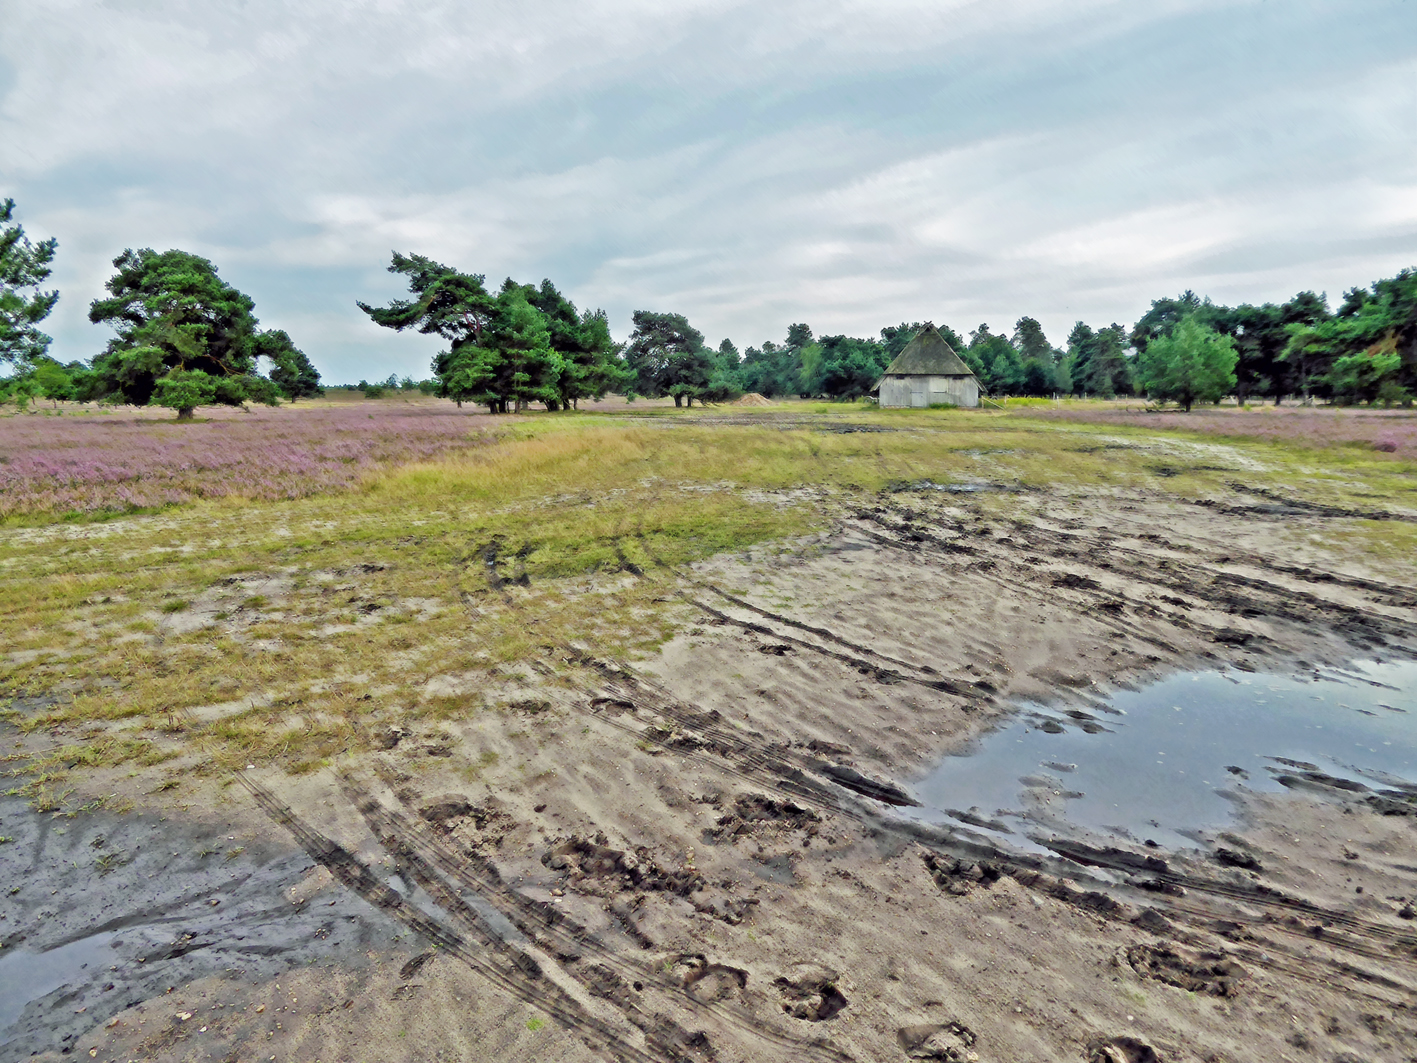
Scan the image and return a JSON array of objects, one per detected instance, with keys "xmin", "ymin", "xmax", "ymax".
[
  {"xmin": 3, "ymin": 400, "xmax": 1417, "ymax": 1062},
  {"xmin": 1006, "ymin": 398, "xmax": 1417, "ymax": 460}
]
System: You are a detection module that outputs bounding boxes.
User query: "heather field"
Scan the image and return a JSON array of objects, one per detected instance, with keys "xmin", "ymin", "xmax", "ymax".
[
  {"xmin": 1010, "ymin": 399, "xmax": 1417, "ymax": 458},
  {"xmin": 0, "ymin": 394, "xmax": 495, "ymax": 519}
]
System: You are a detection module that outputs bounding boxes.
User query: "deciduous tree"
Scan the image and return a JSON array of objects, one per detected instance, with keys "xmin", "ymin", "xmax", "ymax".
[
  {"xmin": 1136, "ymin": 317, "xmax": 1237, "ymax": 410},
  {"xmin": 151, "ymin": 368, "xmax": 218, "ymax": 420}
]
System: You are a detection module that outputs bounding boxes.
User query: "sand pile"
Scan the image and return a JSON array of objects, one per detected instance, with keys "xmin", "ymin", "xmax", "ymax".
[{"xmin": 732, "ymin": 392, "xmax": 773, "ymax": 406}]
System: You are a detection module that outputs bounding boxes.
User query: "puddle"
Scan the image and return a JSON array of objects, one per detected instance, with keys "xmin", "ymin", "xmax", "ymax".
[
  {"xmin": 913, "ymin": 661, "xmax": 1417, "ymax": 849},
  {"xmin": 0, "ymin": 795, "xmax": 403, "ymax": 1057},
  {"xmin": 0, "ymin": 931, "xmax": 119, "ymax": 1031},
  {"xmin": 886, "ymin": 479, "xmax": 1010, "ymax": 494}
]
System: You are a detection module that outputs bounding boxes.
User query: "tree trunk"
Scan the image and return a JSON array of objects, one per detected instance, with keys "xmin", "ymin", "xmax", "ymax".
[
  {"xmin": 177, "ymin": 407, "xmax": 195, "ymax": 420},
  {"xmin": 673, "ymin": 395, "xmax": 683, "ymax": 407}
]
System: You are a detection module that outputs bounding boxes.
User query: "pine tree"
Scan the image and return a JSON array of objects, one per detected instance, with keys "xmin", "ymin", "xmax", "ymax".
[{"xmin": 0, "ymin": 199, "xmax": 59, "ymax": 365}]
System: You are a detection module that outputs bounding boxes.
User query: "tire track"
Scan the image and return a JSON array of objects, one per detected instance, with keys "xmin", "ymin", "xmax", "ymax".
[
  {"xmin": 234, "ymin": 773, "xmax": 670, "ymax": 1063},
  {"xmin": 340, "ymin": 773, "xmax": 858, "ymax": 1063},
  {"xmin": 456, "ymin": 529, "xmax": 1417, "ymax": 1019},
  {"xmin": 635, "ymin": 545, "xmax": 994, "ymax": 696}
]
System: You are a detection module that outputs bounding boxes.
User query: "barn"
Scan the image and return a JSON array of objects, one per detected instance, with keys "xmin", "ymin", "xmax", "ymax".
[{"xmin": 873, "ymin": 325, "xmax": 981, "ymax": 408}]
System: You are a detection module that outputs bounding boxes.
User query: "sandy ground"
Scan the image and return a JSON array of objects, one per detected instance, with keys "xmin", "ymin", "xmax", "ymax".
[{"xmin": 7, "ymin": 481, "xmax": 1417, "ymax": 1063}]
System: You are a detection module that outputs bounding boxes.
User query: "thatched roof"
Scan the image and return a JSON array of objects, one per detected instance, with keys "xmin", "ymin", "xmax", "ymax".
[{"xmin": 880, "ymin": 325, "xmax": 975, "ymax": 377}]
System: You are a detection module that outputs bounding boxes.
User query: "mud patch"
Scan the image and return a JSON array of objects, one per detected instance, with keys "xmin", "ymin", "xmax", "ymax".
[
  {"xmin": 542, "ymin": 834, "xmax": 703, "ymax": 896},
  {"xmin": 1124, "ymin": 943, "xmax": 1246, "ymax": 996},
  {"xmin": 818, "ymin": 763, "xmax": 919, "ymax": 806},
  {"xmin": 896, "ymin": 1021, "xmax": 977, "ymax": 1060},
  {"xmin": 0, "ymin": 795, "xmax": 401, "ymax": 1058},
  {"xmin": 680, "ymin": 956, "xmax": 749, "ymax": 1002},
  {"xmin": 773, "ymin": 964, "xmax": 848, "ymax": 1021},
  {"xmin": 1087, "ymin": 1036, "xmax": 1161, "ymax": 1063},
  {"xmin": 921, "ymin": 852, "xmax": 1004, "ymax": 895},
  {"xmin": 706, "ymin": 793, "xmax": 821, "ymax": 842}
]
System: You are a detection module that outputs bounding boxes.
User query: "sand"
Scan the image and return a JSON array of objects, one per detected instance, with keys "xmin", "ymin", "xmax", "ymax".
[{"xmin": 10, "ymin": 482, "xmax": 1417, "ymax": 1063}]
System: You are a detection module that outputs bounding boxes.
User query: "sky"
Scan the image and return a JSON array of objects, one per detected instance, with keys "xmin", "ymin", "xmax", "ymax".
[{"xmin": 2, "ymin": 0, "xmax": 1415, "ymax": 383}]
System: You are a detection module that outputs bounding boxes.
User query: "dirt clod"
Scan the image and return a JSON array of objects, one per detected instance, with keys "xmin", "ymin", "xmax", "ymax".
[
  {"xmin": 1087, "ymin": 1036, "xmax": 1161, "ymax": 1063},
  {"xmin": 897, "ymin": 1021, "xmax": 977, "ymax": 1060},
  {"xmin": 1125, "ymin": 943, "xmax": 1246, "ymax": 996},
  {"xmin": 773, "ymin": 964, "xmax": 848, "ymax": 1021}
]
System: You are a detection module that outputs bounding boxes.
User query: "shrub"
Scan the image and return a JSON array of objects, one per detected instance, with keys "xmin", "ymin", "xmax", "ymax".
[{"xmin": 151, "ymin": 369, "xmax": 218, "ymax": 420}]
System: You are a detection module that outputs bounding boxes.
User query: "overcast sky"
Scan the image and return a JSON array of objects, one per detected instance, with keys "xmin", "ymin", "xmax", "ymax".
[{"xmin": 3, "ymin": 0, "xmax": 1414, "ymax": 382}]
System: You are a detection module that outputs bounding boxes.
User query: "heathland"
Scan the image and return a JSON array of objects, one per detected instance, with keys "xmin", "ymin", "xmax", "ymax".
[{"xmin": 2, "ymin": 393, "xmax": 1417, "ymax": 1063}]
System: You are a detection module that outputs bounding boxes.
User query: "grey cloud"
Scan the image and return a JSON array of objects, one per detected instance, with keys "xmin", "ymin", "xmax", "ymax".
[{"xmin": 1, "ymin": 0, "xmax": 1413, "ymax": 381}]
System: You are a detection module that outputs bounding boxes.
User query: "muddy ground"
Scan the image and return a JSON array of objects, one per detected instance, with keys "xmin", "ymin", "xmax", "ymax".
[{"xmin": 5, "ymin": 478, "xmax": 1417, "ymax": 1063}]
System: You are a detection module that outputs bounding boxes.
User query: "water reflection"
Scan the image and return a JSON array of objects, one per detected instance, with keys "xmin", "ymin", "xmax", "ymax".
[{"xmin": 913, "ymin": 661, "xmax": 1417, "ymax": 848}]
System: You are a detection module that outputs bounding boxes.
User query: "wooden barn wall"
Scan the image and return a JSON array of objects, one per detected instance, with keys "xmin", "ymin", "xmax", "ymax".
[{"xmin": 879, "ymin": 375, "xmax": 979, "ymax": 408}]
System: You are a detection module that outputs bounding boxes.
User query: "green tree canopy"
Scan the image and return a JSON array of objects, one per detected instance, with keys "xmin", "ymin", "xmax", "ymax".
[
  {"xmin": 431, "ymin": 285, "xmax": 564, "ymax": 413},
  {"xmin": 256, "ymin": 329, "xmax": 323, "ymax": 400},
  {"xmin": 1136, "ymin": 317, "xmax": 1238, "ymax": 410},
  {"xmin": 86, "ymin": 248, "xmax": 283, "ymax": 414},
  {"xmin": 802, "ymin": 334, "xmax": 889, "ymax": 400},
  {"xmin": 0, "ymin": 199, "xmax": 59, "ymax": 365},
  {"xmin": 1065, "ymin": 321, "xmax": 1133, "ymax": 397},
  {"xmin": 357, "ymin": 251, "xmax": 497, "ymax": 348},
  {"xmin": 1282, "ymin": 270, "xmax": 1416, "ymax": 404},
  {"xmin": 30, "ymin": 357, "xmax": 79, "ymax": 405},
  {"xmin": 736, "ymin": 341, "xmax": 791, "ymax": 398},
  {"xmin": 1011, "ymin": 316, "xmax": 1066, "ymax": 396},
  {"xmin": 1326, "ymin": 345, "xmax": 1405, "ymax": 405},
  {"xmin": 623, "ymin": 310, "xmax": 727, "ymax": 405},
  {"xmin": 361, "ymin": 254, "xmax": 630, "ymax": 413},
  {"xmin": 151, "ymin": 368, "xmax": 219, "ymax": 420},
  {"xmin": 1129, "ymin": 291, "xmax": 1208, "ymax": 354},
  {"xmin": 967, "ymin": 325, "xmax": 1023, "ymax": 395},
  {"xmin": 523, "ymin": 279, "xmax": 626, "ymax": 408},
  {"xmin": 1132, "ymin": 290, "xmax": 1328, "ymax": 403}
]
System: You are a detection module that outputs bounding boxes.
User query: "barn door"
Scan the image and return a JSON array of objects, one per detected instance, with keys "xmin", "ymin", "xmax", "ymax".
[{"xmin": 909, "ymin": 380, "xmax": 928, "ymax": 407}]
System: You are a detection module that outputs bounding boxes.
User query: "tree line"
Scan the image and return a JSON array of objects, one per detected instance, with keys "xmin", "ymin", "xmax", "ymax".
[
  {"xmin": 357, "ymin": 249, "xmax": 1416, "ymax": 412},
  {"xmin": 3, "ymin": 195, "xmax": 1414, "ymax": 418}
]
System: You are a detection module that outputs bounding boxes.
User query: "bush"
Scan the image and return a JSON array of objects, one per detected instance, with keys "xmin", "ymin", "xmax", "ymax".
[{"xmin": 151, "ymin": 369, "xmax": 218, "ymax": 420}]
